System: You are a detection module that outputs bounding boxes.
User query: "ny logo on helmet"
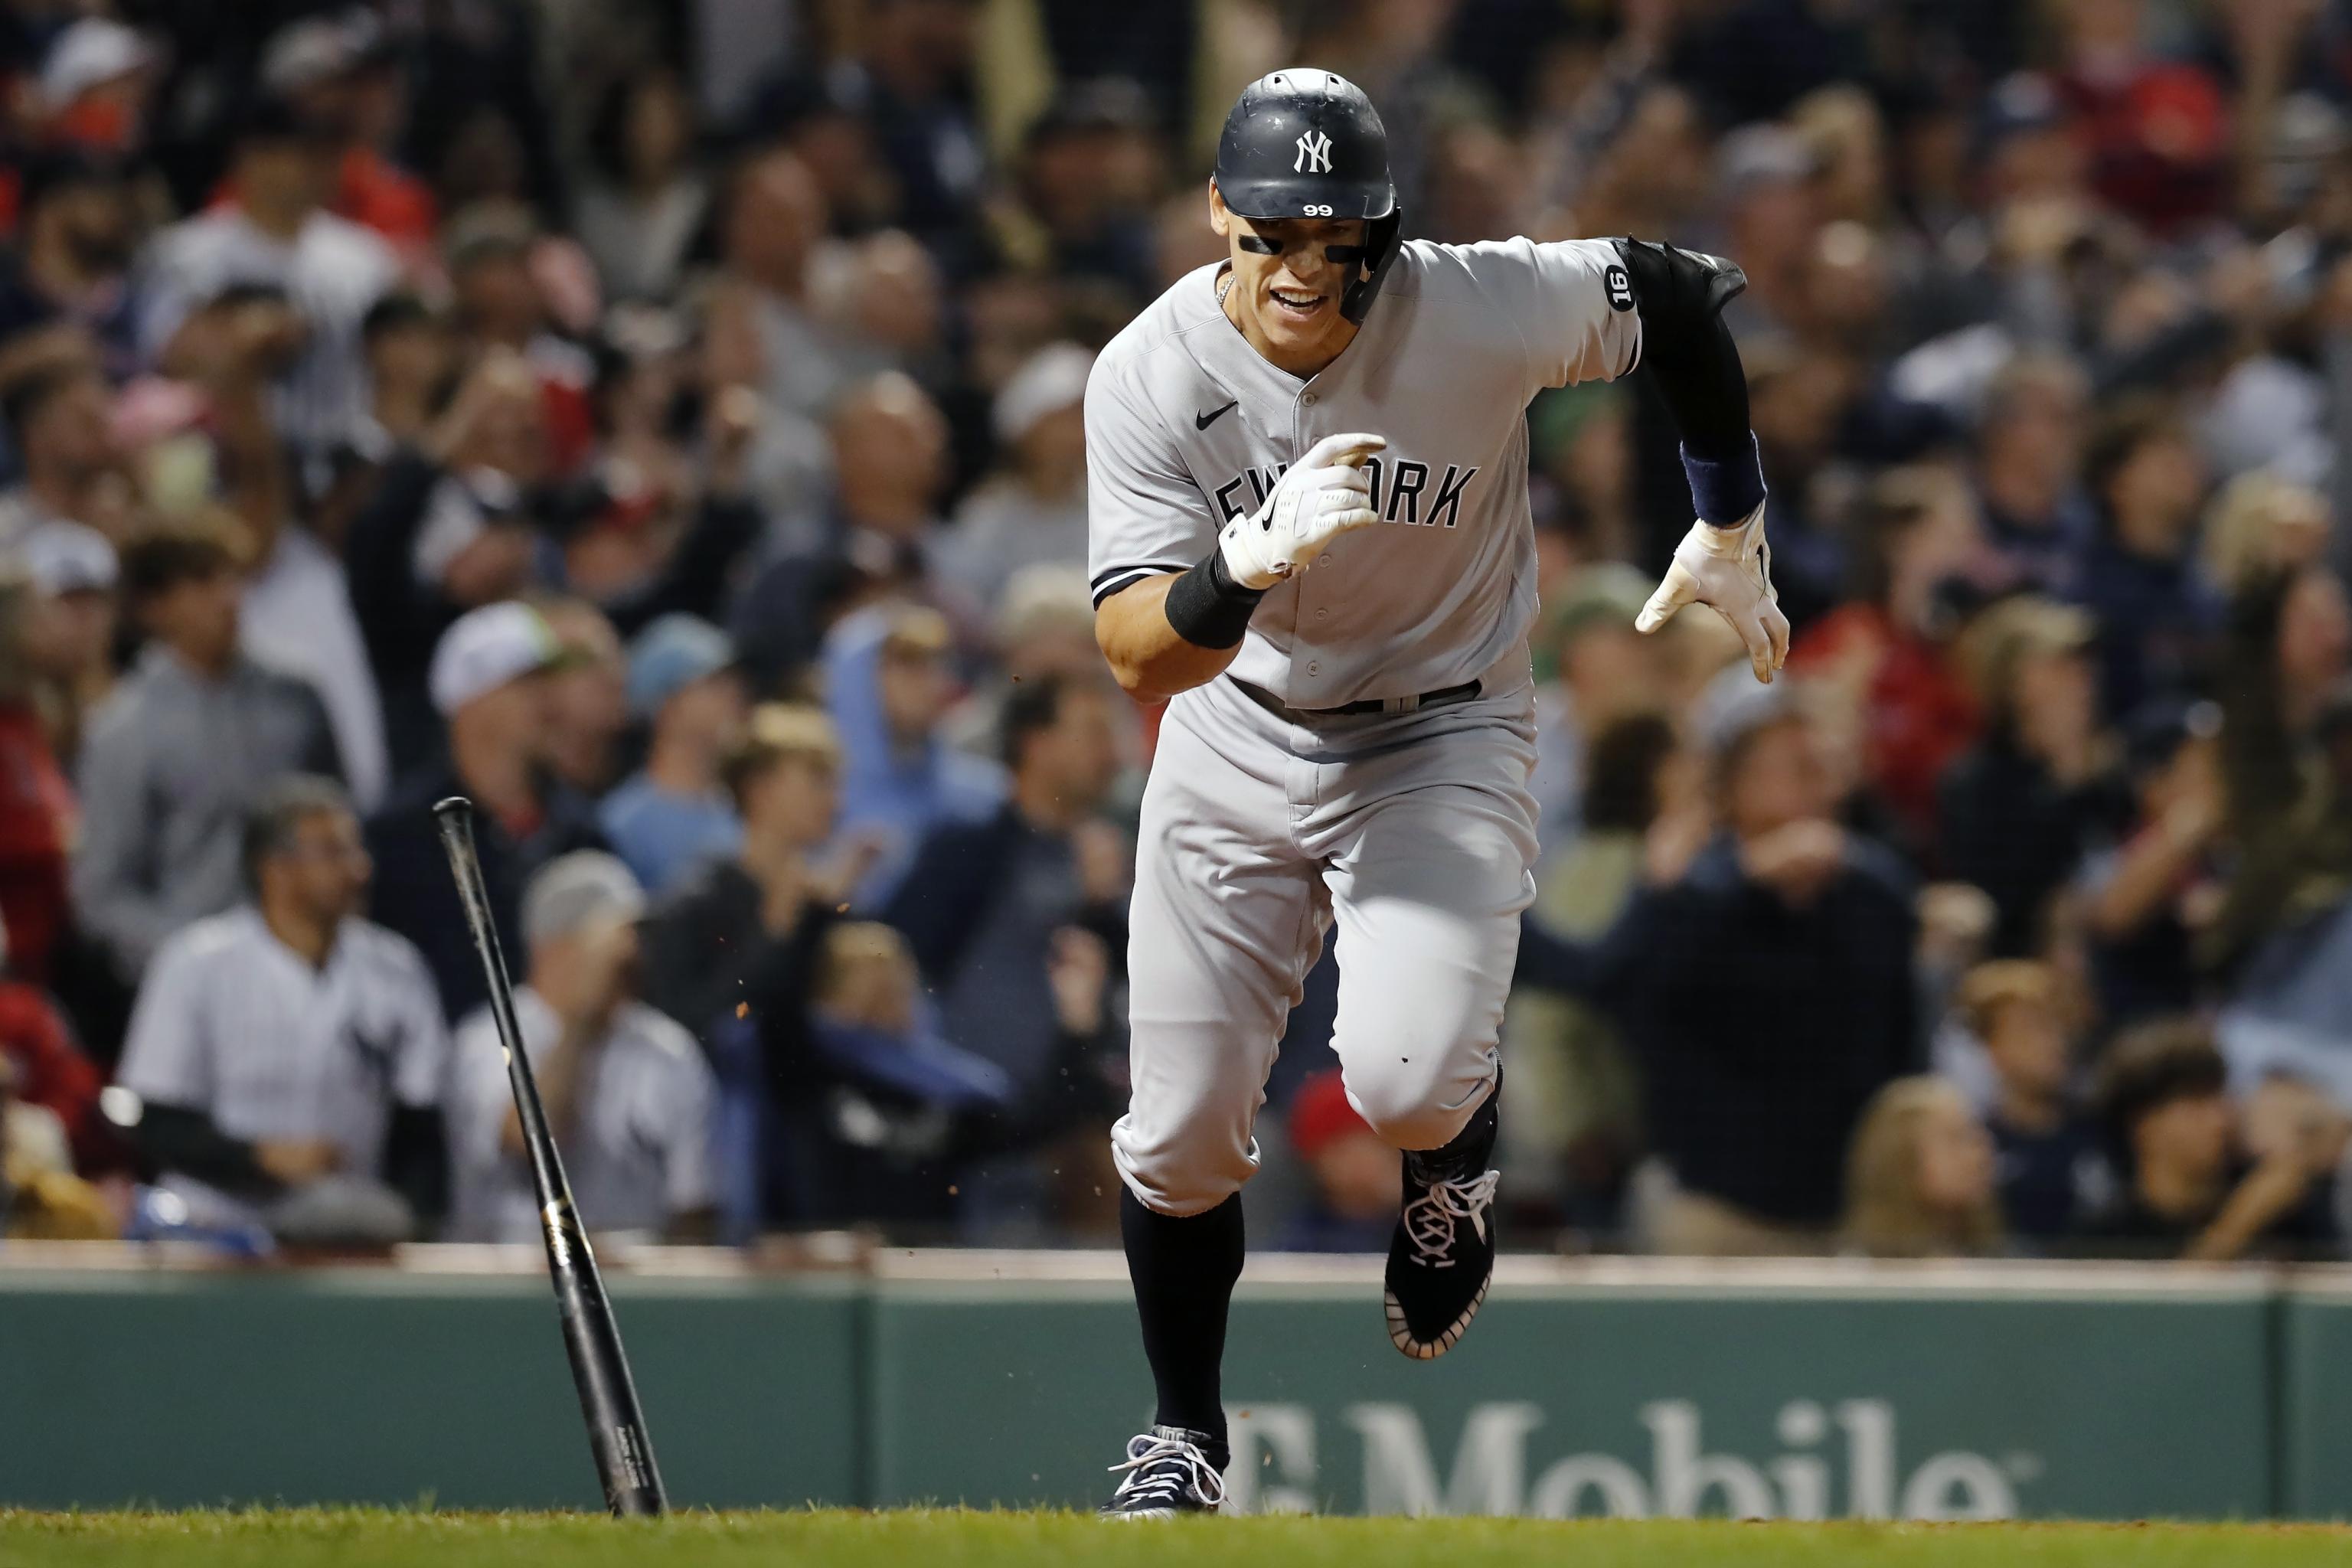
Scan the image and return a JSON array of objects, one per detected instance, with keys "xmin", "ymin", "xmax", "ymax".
[{"xmin": 1295, "ymin": 130, "xmax": 1334, "ymax": 175}]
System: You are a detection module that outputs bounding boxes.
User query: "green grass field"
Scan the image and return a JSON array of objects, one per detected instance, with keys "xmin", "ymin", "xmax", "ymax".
[{"xmin": 2, "ymin": 1511, "xmax": 2347, "ymax": 1568}]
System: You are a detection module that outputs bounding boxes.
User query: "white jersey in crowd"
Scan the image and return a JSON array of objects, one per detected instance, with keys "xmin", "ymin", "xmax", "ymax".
[
  {"xmin": 116, "ymin": 906, "xmax": 449, "ymax": 1230},
  {"xmin": 446, "ymin": 991, "xmax": 717, "ymax": 1243},
  {"xmin": 1085, "ymin": 237, "xmax": 1642, "ymax": 709},
  {"xmin": 136, "ymin": 206, "xmax": 397, "ymax": 459}
]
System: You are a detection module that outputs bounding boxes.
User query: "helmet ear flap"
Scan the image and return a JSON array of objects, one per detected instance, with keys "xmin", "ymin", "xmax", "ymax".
[{"xmin": 1341, "ymin": 211, "xmax": 1403, "ymax": 324}]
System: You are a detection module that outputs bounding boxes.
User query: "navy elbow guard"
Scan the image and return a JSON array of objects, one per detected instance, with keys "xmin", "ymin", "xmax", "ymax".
[
  {"xmin": 1609, "ymin": 237, "xmax": 1766, "ymax": 524},
  {"xmin": 1608, "ymin": 237, "xmax": 1749, "ymax": 325}
]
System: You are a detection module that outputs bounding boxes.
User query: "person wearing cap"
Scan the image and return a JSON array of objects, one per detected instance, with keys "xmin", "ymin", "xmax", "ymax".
[
  {"xmin": 254, "ymin": 9, "xmax": 437, "ymax": 256},
  {"xmin": 35, "ymin": 16, "xmax": 156, "ymax": 154},
  {"xmin": 1517, "ymin": 681, "xmax": 1919, "ymax": 1253},
  {"xmin": 115, "ymin": 774, "xmax": 451, "ymax": 1243},
  {"xmin": 73, "ymin": 517, "xmax": 341, "ymax": 986},
  {"xmin": 1276, "ymin": 1068, "xmax": 1405, "ymax": 1253},
  {"xmin": 934, "ymin": 342, "xmax": 1093, "ymax": 612},
  {"xmin": 139, "ymin": 93, "xmax": 398, "ymax": 462},
  {"xmin": 599, "ymin": 614, "xmax": 749, "ymax": 894},
  {"xmin": 447, "ymin": 851, "xmax": 717, "ymax": 1243},
  {"xmin": 1939, "ymin": 594, "xmax": 2133, "ymax": 958},
  {"xmin": 363, "ymin": 601, "xmax": 609, "ymax": 1023},
  {"xmin": 17, "ymin": 517, "xmax": 118, "ymax": 760}
]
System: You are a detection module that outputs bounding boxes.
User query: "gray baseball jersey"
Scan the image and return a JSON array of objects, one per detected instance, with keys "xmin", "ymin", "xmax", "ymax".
[
  {"xmin": 446, "ymin": 991, "xmax": 717, "ymax": 1242},
  {"xmin": 1089, "ymin": 239, "xmax": 1645, "ymax": 1216},
  {"xmin": 116, "ymin": 906, "xmax": 450, "ymax": 1229},
  {"xmin": 1086, "ymin": 237, "xmax": 1641, "ymax": 708}
]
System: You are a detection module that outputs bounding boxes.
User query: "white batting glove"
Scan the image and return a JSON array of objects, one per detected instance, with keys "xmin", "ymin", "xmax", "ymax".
[
  {"xmin": 1219, "ymin": 433, "xmax": 1387, "ymax": 590},
  {"xmin": 1635, "ymin": 500, "xmax": 1792, "ymax": 684}
]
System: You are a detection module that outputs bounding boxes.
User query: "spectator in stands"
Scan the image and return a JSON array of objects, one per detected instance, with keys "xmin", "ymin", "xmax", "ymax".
[
  {"xmin": 763, "ymin": 920, "xmax": 1016, "ymax": 1227},
  {"xmin": 887, "ymin": 670, "xmax": 1123, "ymax": 1096},
  {"xmin": 1504, "ymin": 710, "xmax": 1691, "ymax": 1222},
  {"xmin": 1841, "ymin": 1077, "xmax": 2003, "ymax": 1258},
  {"xmin": 2068, "ymin": 399, "xmax": 2221, "ymax": 721},
  {"xmin": 0, "ymin": 358, "xmax": 127, "ymax": 545},
  {"xmin": 449, "ymin": 851, "xmax": 716, "ymax": 1243},
  {"xmin": 2079, "ymin": 700, "xmax": 2227, "ymax": 1025},
  {"xmin": 1520, "ymin": 683, "xmax": 1920, "ymax": 1254},
  {"xmin": 74, "ymin": 518, "xmax": 341, "ymax": 985},
  {"xmin": 139, "ymin": 96, "xmax": 397, "ymax": 462},
  {"xmin": 940, "ymin": 565, "xmax": 1108, "ymax": 762},
  {"xmin": 575, "ymin": 68, "xmax": 709, "ymax": 305},
  {"xmin": 0, "ymin": 150, "xmax": 142, "ymax": 384},
  {"xmin": 936, "ymin": 343, "xmax": 1093, "ymax": 612},
  {"xmin": 1527, "ymin": 565, "xmax": 1668, "ymax": 861},
  {"xmin": 828, "ymin": 603, "xmax": 1004, "ymax": 906},
  {"xmin": 2205, "ymin": 563, "xmax": 2352, "ymax": 1099},
  {"xmin": 1, "ymin": 1048, "xmax": 114, "ymax": 1238},
  {"xmin": 366, "ymin": 602, "xmax": 607, "ymax": 1022},
  {"xmin": 255, "ymin": 11, "xmax": 437, "ymax": 258},
  {"xmin": 534, "ymin": 595, "xmax": 630, "ymax": 799},
  {"xmin": 1954, "ymin": 960, "xmax": 2110, "ymax": 1245},
  {"xmin": 116, "ymin": 776, "xmax": 449, "ymax": 1243},
  {"xmin": 18, "ymin": 518, "xmax": 119, "ymax": 769},
  {"xmin": 640, "ymin": 704, "xmax": 847, "ymax": 1060},
  {"xmin": 1940, "ymin": 596, "xmax": 2132, "ymax": 956},
  {"xmin": 2201, "ymin": 472, "xmax": 2331, "ymax": 603},
  {"xmin": 1788, "ymin": 465, "xmax": 1984, "ymax": 854},
  {"xmin": 2085, "ymin": 1019, "xmax": 2339, "ymax": 1260},
  {"xmin": 733, "ymin": 374, "xmax": 960, "ymax": 688},
  {"xmin": 601, "ymin": 615, "xmax": 747, "ymax": 894},
  {"xmin": 345, "ymin": 348, "xmax": 547, "ymax": 773},
  {"xmin": 1278, "ymin": 1067, "xmax": 1401, "ymax": 1254},
  {"xmin": 1971, "ymin": 353, "xmax": 2092, "ymax": 595},
  {"xmin": 703, "ymin": 149, "xmax": 848, "ymax": 426},
  {"xmin": 0, "ymin": 905, "xmax": 112, "ymax": 1175},
  {"xmin": 0, "ymin": 570, "xmax": 79, "ymax": 992}
]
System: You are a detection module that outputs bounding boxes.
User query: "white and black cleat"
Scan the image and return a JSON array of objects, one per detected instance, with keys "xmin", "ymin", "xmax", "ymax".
[
  {"xmin": 1383, "ymin": 1161, "xmax": 1500, "ymax": 1358},
  {"xmin": 1099, "ymin": 1426, "xmax": 1227, "ymax": 1520}
]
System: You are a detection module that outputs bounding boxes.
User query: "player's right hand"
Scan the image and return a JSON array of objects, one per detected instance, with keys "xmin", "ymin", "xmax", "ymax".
[{"xmin": 1219, "ymin": 432, "xmax": 1387, "ymax": 590}]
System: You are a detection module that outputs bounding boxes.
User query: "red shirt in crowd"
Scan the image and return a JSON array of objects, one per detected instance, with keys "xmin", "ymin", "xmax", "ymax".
[
  {"xmin": 0, "ymin": 975, "xmax": 105, "ymax": 1168},
  {"xmin": 0, "ymin": 704, "xmax": 76, "ymax": 987},
  {"xmin": 1789, "ymin": 604, "xmax": 1981, "ymax": 851}
]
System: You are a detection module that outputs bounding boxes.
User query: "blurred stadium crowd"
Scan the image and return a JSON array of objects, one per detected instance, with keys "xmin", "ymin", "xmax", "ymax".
[{"xmin": 2, "ymin": 0, "xmax": 2351, "ymax": 1265}]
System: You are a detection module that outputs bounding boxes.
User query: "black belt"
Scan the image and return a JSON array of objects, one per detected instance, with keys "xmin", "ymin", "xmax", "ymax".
[{"xmin": 1237, "ymin": 678, "xmax": 1482, "ymax": 720}]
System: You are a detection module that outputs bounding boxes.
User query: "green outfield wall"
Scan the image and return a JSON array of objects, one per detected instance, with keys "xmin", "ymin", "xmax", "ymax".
[{"xmin": 0, "ymin": 1255, "xmax": 2341, "ymax": 1520}]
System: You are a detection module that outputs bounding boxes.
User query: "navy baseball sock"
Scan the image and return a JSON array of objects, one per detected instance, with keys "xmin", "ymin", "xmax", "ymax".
[{"xmin": 1121, "ymin": 1187, "xmax": 1243, "ymax": 1468}]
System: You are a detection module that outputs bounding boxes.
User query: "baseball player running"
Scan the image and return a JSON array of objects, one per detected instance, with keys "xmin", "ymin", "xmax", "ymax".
[{"xmin": 1089, "ymin": 70, "xmax": 1786, "ymax": 1517}]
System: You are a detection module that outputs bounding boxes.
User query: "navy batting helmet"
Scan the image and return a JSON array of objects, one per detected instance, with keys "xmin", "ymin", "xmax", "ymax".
[{"xmin": 1214, "ymin": 68, "xmax": 1403, "ymax": 324}]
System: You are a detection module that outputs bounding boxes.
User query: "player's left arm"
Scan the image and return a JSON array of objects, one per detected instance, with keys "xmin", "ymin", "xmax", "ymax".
[
  {"xmin": 1608, "ymin": 237, "xmax": 1788, "ymax": 684},
  {"xmin": 1501, "ymin": 235, "xmax": 1787, "ymax": 684}
]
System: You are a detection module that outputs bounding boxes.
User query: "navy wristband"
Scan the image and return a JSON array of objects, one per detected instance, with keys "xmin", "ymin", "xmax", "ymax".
[
  {"xmin": 1162, "ymin": 547, "xmax": 1266, "ymax": 650},
  {"xmin": 1681, "ymin": 433, "xmax": 1766, "ymax": 527}
]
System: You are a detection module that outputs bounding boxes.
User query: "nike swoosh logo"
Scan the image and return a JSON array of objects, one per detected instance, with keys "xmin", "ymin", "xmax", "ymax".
[{"xmin": 1196, "ymin": 400, "xmax": 1239, "ymax": 430}]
